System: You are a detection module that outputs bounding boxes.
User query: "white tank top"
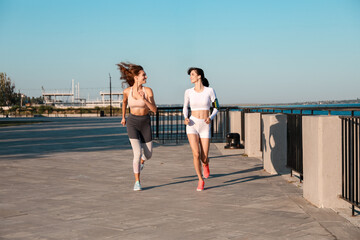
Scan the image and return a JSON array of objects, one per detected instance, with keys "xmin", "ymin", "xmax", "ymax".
[
  {"xmin": 183, "ymin": 87, "xmax": 216, "ymax": 111},
  {"xmin": 183, "ymin": 86, "xmax": 219, "ymax": 120}
]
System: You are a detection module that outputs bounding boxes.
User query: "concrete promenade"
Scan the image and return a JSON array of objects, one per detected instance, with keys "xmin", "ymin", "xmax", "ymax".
[{"xmin": 1, "ymin": 118, "xmax": 360, "ymax": 239}]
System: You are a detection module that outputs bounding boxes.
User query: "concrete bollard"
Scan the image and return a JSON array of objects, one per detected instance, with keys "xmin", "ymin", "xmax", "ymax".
[
  {"xmin": 262, "ymin": 114, "xmax": 289, "ymax": 175},
  {"xmin": 245, "ymin": 113, "xmax": 262, "ymax": 158},
  {"xmin": 302, "ymin": 116, "xmax": 349, "ymax": 208}
]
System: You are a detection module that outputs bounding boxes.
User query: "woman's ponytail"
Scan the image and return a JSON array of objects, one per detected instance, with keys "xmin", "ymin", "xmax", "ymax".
[{"xmin": 202, "ymin": 77, "xmax": 209, "ymax": 87}]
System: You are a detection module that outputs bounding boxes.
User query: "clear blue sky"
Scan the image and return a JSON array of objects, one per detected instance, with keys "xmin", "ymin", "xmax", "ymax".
[{"xmin": 1, "ymin": 0, "xmax": 359, "ymax": 104}]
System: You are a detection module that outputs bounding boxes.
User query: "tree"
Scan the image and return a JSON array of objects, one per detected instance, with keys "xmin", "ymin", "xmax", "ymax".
[
  {"xmin": 31, "ymin": 96, "xmax": 44, "ymax": 104},
  {"xmin": 23, "ymin": 96, "xmax": 44, "ymax": 105},
  {"xmin": 0, "ymin": 73, "xmax": 20, "ymax": 106}
]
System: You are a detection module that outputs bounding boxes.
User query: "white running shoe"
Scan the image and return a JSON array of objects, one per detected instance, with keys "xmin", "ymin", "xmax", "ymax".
[{"xmin": 133, "ymin": 181, "xmax": 142, "ymax": 191}]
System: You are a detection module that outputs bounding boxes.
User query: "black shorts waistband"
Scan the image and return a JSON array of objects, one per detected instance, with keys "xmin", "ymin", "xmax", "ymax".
[{"xmin": 128, "ymin": 113, "xmax": 150, "ymax": 118}]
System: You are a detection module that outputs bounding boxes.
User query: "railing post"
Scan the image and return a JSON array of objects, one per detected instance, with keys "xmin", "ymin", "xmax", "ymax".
[
  {"xmin": 225, "ymin": 108, "xmax": 230, "ymax": 136},
  {"xmin": 349, "ymin": 118, "xmax": 354, "ymax": 215},
  {"xmin": 156, "ymin": 110, "xmax": 159, "ymax": 139},
  {"xmin": 241, "ymin": 110, "xmax": 245, "ymax": 142},
  {"xmin": 342, "ymin": 118, "xmax": 345, "ymax": 198},
  {"xmin": 356, "ymin": 118, "xmax": 359, "ymax": 213},
  {"xmin": 211, "ymin": 118, "xmax": 214, "ymax": 138},
  {"xmin": 345, "ymin": 119, "xmax": 348, "ymax": 200},
  {"xmin": 176, "ymin": 109, "xmax": 179, "ymax": 144}
]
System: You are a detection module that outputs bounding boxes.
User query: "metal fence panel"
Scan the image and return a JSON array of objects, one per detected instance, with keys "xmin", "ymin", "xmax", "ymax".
[
  {"xmin": 287, "ymin": 114, "xmax": 303, "ymax": 179},
  {"xmin": 151, "ymin": 107, "xmax": 236, "ymax": 143},
  {"xmin": 341, "ymin": 117, "xmax": 360, "ymax": 216}
]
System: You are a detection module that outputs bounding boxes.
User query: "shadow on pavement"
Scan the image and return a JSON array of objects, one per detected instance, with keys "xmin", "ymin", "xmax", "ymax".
[
  {"xmin": 209, "ymin": 153, "xmax": 244, "ymax": 159},
  {"xmin": 143, "ymin": 166, "xmax": 271, "ymax": 191},
  {"xmin": 0, "ymin": 118, "xmax": 139, "ymax": 159}
]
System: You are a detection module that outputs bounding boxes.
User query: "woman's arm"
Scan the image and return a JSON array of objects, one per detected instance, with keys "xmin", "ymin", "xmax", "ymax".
[
  {"xmin": 205, "ymin": 88, "xmax": 219, "ymax": 124},
  {"xmin": 209, "ymin": 98, "xmax": 219, "ymax": 120},
  {"xmin": 142, "ymin": 87, "xmax": 157, "ymax": 113},
  {"xmin": 183, "ymin": 90, "xmax": 190, "ymax": 125},
  {"xmin": 121, "ymin": 89, "xmax": 129, "ymax": 126}
]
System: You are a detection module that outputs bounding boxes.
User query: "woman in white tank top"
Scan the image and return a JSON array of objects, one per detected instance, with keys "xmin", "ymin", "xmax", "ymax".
[
  {"xmin": 183, "ymin": 67, "xmax": 219, "ymax": 191},
  {"xmin": 117, "ymin": 62, "xmax": 157, "ymax": 191}
]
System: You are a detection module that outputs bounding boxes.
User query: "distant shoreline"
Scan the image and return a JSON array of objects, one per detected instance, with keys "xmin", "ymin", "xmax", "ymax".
[{"xmin": 158, "ymin": 99, "xmax": 360, "ymax": 108}]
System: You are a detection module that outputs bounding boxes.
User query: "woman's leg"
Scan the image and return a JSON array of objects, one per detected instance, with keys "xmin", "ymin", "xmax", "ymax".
[
  {"xmin": 199, "ymin": 137, "xmax": 211, "ymax": 178},
  {"xmin": 127, "ymin": 114, "xmax": 142, "ymax": 183},
  {"xmin": 141, "ymin": 141, "xmax": 153, "ymax": 160},
  {"xmin": 139, "ymin": 115, "xmax": 153, "ymax": 167},
  {"xmin": 129, "ymin": 138, "xmax": 142, "ymax": 182},
  {"xmin": 199, "ymin": 137, "xmax": 210, "ymax": 165},
  {"xmin": 187, "ymin": 134, "xmax": 203, "ymax": 181},
  {"xmin": 140, "ymin": 141, "xmax": 152, "ymax": 169}
]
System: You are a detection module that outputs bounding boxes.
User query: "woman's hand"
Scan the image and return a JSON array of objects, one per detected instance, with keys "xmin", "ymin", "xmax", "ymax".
[
  {"xmin": 205, "ymin": 117, "xmax": 211, "ymax": 124},
  {"xmin": 138, "ymin": 90, "xmax": 145, "ymax": 99},
  {"xmin": 121, "ymin": 118, "xmax": 126, "ymax": 126},
  {"xmin": 184, "ymin": 118, "xmax": 190, "ymax": 125}
]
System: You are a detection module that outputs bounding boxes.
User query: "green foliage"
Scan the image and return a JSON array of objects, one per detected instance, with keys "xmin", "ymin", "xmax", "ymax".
[
  {"xmin": 37, "ymin": 105, "xmax": 53, "ymax": 114},
  {"xmin": 23, "ymin": 96, "xmax": 44, "ymax": 105},
  {"xmin": 0, "ymin": 73, "xmax": 21, "ymax": 106},
  {"xmin": 1, "ymin": 103, "xmax": 122, "ymax": 116},
  {"xmin": 9, "ymin": 105, "xmax": 20, "ymax": 112}
]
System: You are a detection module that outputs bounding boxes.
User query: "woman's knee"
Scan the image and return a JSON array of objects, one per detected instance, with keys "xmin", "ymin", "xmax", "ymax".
[
  {"xmin": 192, "ymin": 151, "xmax": 200, "ymax": 160},
  {"xmin": 143, "ymin": 151, "xmax": 152, "ymax": 160},
  {"xmin": 142, "ymin": 142, "xmax": 153, "ymax": 160}
]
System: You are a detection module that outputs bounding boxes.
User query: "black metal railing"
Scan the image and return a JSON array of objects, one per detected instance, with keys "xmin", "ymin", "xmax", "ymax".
[
  {"xmin": 341, "ymin": 117, "xmax": 360, "ymax": 216},
  {"xmin": 211, "ymin": 107, "xmax": 230, "ymax": 141},
  {"xmin": 151, "ymin": 107, "xmax": 237, "ymax": 143},
  {"xmin": 248, "ymin": 106, "xmax": 359, "ymax": 182},
  {"xmin": 287, "ymin": 114, "xmax": 303, "ymax": 180},
  {"xmin": 150, "ymin": 107, "xmax": 186, "ymax": 144},
  {"xmin": 244, "ymin": 105, "xmax": 360, "ymax": 117},
  {"xmin": 151, "ymin": 106, "xmax": 360, "ymax": 144}
]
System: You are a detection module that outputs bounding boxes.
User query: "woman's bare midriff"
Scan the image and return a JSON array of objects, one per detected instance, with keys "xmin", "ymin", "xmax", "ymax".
[
  {"xmin": 191, "ymin": 110, "xmax": 210, "ymax": 119},
  {"xmin": 130, "ymin": 108, "xmax": 149, "ymax": 116}
]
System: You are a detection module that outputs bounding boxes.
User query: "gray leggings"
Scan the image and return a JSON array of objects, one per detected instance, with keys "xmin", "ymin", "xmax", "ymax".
[
  {"xmin": 127, "ymin": 114, "xmax": 153, "ymax": 173},
  {"xmin": 129, "ymin": 140, "xmax": 152, "ymax": 173}
]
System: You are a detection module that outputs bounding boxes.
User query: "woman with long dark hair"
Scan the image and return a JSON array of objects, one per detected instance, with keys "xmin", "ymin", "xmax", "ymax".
[
  {"xmin": 183, "ymin": 67, "xmax": 219, "ymax": 191},
  {"xmin": 117, "ymin": 62, "xmax": 157, "ymax": 191}
]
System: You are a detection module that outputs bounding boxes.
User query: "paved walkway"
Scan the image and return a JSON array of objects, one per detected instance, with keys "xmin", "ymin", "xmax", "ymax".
[{"xmin": 0, "ymin": 117, "xmax": 360, "ymax": 240}]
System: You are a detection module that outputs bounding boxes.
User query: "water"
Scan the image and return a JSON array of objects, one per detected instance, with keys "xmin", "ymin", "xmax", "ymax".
[{"xmin": 238, "ymin": 103, "xmax": 360, "ymax": 117}]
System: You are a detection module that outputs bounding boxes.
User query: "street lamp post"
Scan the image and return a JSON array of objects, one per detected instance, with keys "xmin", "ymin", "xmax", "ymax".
[{"xmin": 109, "ymin": 73, "xmax": 112, "ymax": 117}]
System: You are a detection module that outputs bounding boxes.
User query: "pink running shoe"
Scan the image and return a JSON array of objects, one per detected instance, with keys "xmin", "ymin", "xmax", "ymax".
[
  {"xmin": 197, "ymin": 180, "xmax": 205, "ymax": 191},
  {"xmin": 203, "ymin": 164, "xmax": 210, "ymax": 179}
]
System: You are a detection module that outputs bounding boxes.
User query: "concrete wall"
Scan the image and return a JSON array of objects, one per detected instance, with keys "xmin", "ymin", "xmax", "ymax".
[
  {"xmin": 302, "ymin": 116, "xmax": 348, "ymax": 208},
  {"xmin": 262, "ymin": 114, "xmax": 290, "ymax": 175},
  {"xmin": 245, "ymin": 113, "xmax": 262, "ymax": 158},
  {"xmin": 229, "ymin": 111, "xmax": 244, "ymax": 144}
]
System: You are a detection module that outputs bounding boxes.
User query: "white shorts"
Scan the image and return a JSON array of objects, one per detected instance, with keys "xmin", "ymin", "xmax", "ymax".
[{"xmin": 186, "ymin": 116, "xmax": 211, "ymax": 138}]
